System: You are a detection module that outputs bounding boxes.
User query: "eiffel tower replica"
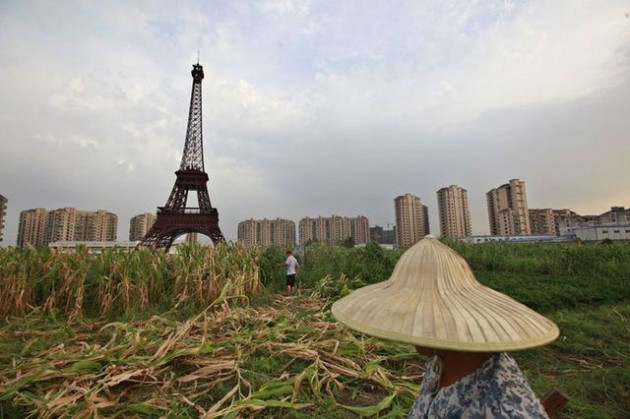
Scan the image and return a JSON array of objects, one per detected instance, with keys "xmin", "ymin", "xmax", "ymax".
[{"xmin": 139, "ymin": 62, "xmax": 225, "ymax": 250}]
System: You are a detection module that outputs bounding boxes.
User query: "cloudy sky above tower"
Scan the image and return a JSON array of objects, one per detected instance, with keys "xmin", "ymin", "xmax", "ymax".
[{"xmin": 1, "ymin": 0, "xmax": 629, "ymax": 244}]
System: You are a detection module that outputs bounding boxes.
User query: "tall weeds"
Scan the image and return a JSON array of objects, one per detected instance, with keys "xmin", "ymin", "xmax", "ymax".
[
  {"xmin": 259, "ymin": 242, "xmax": 403, "ymax": 290},
  {"xmin": 0, "ymin": 242, "xmax": 262, "ymax": 320},
  {"xmin": 446, "ymin": 240, "xmax": 630, "ymax": 278}
]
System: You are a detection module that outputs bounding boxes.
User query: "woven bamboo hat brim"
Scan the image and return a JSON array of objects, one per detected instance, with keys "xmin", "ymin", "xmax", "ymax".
[{"xmin": 332, "ymin": 236, "xmax": 559, "ymax": 352}]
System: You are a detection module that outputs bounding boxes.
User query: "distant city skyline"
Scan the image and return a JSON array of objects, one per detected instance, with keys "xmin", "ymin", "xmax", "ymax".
[
  {"xmin": 10, "ymin": 199, "xmax": 630, "ymax": 247},
  {"xmin": 1, "ymin": 2, "xmax": 629, "ymax": 245}
]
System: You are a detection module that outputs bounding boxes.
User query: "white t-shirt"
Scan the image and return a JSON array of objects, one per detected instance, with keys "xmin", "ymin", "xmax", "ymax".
[{"xmin": 285, "ymin": 255, "xmax": 299, "ymax": 275}]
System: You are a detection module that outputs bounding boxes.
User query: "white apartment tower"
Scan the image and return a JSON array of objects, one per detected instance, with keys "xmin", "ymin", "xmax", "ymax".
[
  {"xmin": 129, "ymin": 213, "xmax": 157, "ymax": 241},
  {"xmin": 437, "ymin": 185, "xmax": 472, "ymax": 238},
  {"xmin": 237, "ymin": 218, "xmax": 296, "ymax": 248},
  {"xmin": 351, "ymin": 215, "xmax": 370, "ymax": 245},
  {"xmin": 17, "ymin": 208, "xmax": 48, "ymax": 247},
  {"xmin": 486, "ymin": 179, "xmax": 531, "ymax": 236},
  {"xmin": 46, "ymin": 207, "xmax": 78, "ymax": 243},
  {"xmin": 298, "ymin": 215, "xmax": 370, "ymax": 246},
  {"xmin": 394, "ymin": 193, "xmax": 429, "ymax": 248}
]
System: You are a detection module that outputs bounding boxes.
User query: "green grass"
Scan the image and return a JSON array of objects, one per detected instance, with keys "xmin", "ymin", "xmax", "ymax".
[
  {"xmin": 475, "ymin": 271, "xmax": 630, "ymax": 312},
  {"xmin": 515, "ymin": 303, "xmax": 630, "ymax": 418}
]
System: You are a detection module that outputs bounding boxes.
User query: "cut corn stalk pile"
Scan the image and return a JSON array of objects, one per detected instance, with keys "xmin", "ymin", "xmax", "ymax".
[{"xmin": 0, "ymin": 294, "xmax": 422, "ymax": 417}]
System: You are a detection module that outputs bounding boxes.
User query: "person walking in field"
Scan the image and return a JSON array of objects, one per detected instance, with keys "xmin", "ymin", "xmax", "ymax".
[
  {"xmin": 278, "ymin": 250, "xmax": 299, "ymax": 295},
  {"xmin": 332, "ymin": 236, "xmax": 559, "ymax": 418}
]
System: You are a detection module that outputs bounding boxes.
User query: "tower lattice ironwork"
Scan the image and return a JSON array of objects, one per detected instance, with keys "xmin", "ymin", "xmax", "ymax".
[{"xmin": 139, "ymin": 63, "xmax": 225, "ymax": 250}]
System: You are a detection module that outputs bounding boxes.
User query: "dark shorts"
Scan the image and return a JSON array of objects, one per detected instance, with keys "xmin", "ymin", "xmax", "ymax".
[{"xmin": 286, "ymin": 274, "xmax": 296, "ymax": 287}]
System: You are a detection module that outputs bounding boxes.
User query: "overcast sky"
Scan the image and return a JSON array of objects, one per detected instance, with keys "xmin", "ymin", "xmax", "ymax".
[{"xmin": 1, "ymin": 1, "xmax": 629, "ymax": 245}]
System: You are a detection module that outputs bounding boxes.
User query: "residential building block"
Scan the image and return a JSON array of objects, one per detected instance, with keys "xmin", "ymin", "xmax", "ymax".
[
  {"xmin": 129, "ymin": 213, "xmax": 157, "ymax": 241},
  {"xmin": 18, "ymin": 207, "xmax": 117, "ymax": 247},
  {"xmin": 238, "ymin": 218, "xmax": 296, "ymax": 248},
  {"xmin": 17, "ymin": 208, "xmax": 48, "ymax": 247},
  {"xmin": 394, "ymin": 193, "xmax": 429, "ymax": 248},
  {"xmin": 529, "ymin": 208, "xmax": 557, "ymax": 235},
  {"xmin": 298, "ymin": 215, "xmax": 370, "ymax": 246},
  {"xmin": 486, "ymin": 179, "xmax": 531, "ymax": 236},
  {"xmin": 437, "ymin": 185, "xmax": 472, "ymax": 238}
]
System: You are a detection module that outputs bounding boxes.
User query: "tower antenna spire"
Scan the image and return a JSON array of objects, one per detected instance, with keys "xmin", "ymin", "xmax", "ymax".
[{"xmin": 197, "ymin": 50, "xmax": 200, "ymax": 64}]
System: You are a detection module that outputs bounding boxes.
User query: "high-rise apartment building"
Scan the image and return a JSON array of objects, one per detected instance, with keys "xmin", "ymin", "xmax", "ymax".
[
  {"xmin": 298, "ymin": 216, "xmax": 317, "ymax": 245},
  {"xmin": 298, "ymin": 215, "xmax": 370, "ymax": 246},
  {"xmin": 328, "ymin": 215, "xmax": 352, "ymax": 244},
  {"xmin": 394, "ymin": 194, "xmax": 429, "ymax": 248},
  {"xmin": 351, "ymin": 215, "xmax": 370, "ymax": 245},
  {"xmin": 486, "ymin": 179, "xmax": 531, "ymax": 236},
  {"xmin": 529, "ymin": 208, "xmax": 556, "ymax": 235},
  {"xmin": 85, "ymin": 210, "xmax": 117, "ymax": 241},
  {"xmin": 17, "ymin": 207, "xmax": 118, "ymax": 247},
  {"xmin": 238, "ymin": 219, "xmax": 257, "ymax": 246},
  {"xmin": 46, "ymin": 208, "xmax": 117, "ymax": 242},
  {"xmin": 269, "ymin": 218, "xmax": 296, "ymax": 248},
  {"xmin": 237, "ymin": 218, "xmax": 296, "ymax": 248},
  {"xmin": 129, "ymin": 213, "xmax": 157, "ymax": 241},
  {"xmin": 0, "ymin": 194, "xmax": 7, "ymax": 243},
  {"xmin": 17, "ymin": 208, "xmax": 48, "ymax": 247},
  {"xmin": 437, "ymin": 185, "xmax": 471, "ymax": 238},
  {"xmin": 46, "ymin": 207, "xmax": 77, "ymax": 243}
]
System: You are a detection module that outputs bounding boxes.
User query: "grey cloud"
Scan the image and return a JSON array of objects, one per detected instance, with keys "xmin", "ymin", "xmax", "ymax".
[{"xmin": 1, "ymin": 0, "xmax": 629, "ymax": 245}]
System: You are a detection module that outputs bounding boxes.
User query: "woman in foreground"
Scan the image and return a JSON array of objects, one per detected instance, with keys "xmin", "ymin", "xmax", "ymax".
[{"xmin": 332, "ymin": 236, "xmax": 559, "ymax": 418}]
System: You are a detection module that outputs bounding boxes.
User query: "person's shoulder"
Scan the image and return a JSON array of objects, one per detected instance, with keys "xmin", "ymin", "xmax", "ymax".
[
  {"xmin": 490, "ymin": 354, "xmax": 549, "ymax": 418},
  {"xmin": 436, "ymin": 354, "xmax": 547, "ymax": 418}
]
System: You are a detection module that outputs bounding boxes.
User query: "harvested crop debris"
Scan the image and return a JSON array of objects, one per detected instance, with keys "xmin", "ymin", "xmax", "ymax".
[{"xmin": 0, "ymin": 294, "xmax": 421, "ymax": 417}]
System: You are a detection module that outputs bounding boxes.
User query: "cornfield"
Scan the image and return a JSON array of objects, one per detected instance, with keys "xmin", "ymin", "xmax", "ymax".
[
  {"xmin": 0, "ymin": 244, "xmax": 421, "ymax": 417},
  {"xmin": 2, "ymin": 241, "xmax": 629, "ymax": 417},
  {"xmin": 0, "ymin": 242, "xmax": 262, "ymax": 320}
]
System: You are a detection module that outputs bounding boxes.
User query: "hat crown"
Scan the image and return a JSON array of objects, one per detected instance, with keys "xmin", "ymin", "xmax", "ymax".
[{"xmin": 389, "ymin": 236, "xmax": 478, "ymax": 290}]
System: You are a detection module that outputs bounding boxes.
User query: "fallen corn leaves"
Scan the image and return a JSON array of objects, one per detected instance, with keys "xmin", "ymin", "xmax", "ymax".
[{"xmin": 0, "ymin": 294, "xmax": 422, "ymax": 417}]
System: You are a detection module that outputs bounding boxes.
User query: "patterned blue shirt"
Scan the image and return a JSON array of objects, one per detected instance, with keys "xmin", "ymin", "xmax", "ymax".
[{"xmin": 408, "ymin": 353, "xmax": 548, "ymax": 418}]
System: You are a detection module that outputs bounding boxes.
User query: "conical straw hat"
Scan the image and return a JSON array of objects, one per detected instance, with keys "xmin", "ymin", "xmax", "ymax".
[{"xmin": 332, "ymin": 236, "xmax": 559, "ymax": 352}]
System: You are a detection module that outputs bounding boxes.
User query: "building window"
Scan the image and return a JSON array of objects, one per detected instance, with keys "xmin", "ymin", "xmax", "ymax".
[{"xmin": 602, "ymin": 230, "xmax": 608, "ymax": 234}]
